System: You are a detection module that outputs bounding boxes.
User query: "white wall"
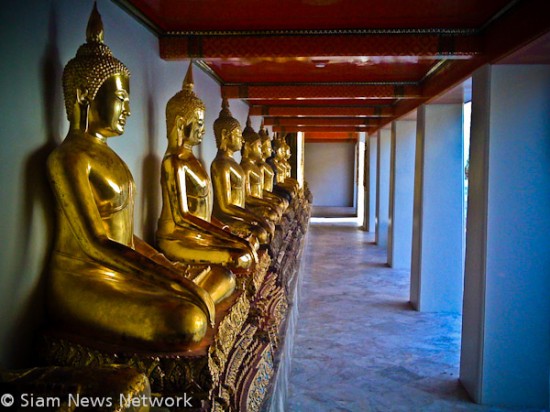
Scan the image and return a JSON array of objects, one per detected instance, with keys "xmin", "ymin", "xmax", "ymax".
[
  {"xmin": 387, "ymin": 120, "xmax": 416, "ymax": 269},
  {"xmin": 460, "ymin": 64, "xmax": 550, "ymax": 408},
  {"xmin": 376, "ymin": 128, "xmax": 391, "ymax": 247},
  {"xmin": 304, "ymin": 141, "xmax": 355, "ymax": 207},
  {"xmin": 0, "ymin": 0, "xmax": 240, "ymax": 368},
  {"xmin": 364, "ymin": 136, "xmax": 377, "ymax": 232},
  {"xmin": 410, "ymin": 104, "xmax": 464, "ymax": 312}
]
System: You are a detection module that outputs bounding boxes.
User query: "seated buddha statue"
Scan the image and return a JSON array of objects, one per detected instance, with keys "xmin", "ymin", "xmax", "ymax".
[
  {"xmin": 46, "ymin": 4, "xmax": 234, "ymax": 351},
  {"xmin": 240, "ymin": 117, "xmax": 284, "ymax": 221},
  {"xmin": 258, "ymin": 123, "xmax": 290, "ymax": 209},
  {"xmin": 281, "ymin": 137, "xmax": 302, "ymax": 193},
  {"xmin": 156, "ymin": 64, "xmax": 257, "ymax": 272},
  {"xmin": 211, "ymin": 99, "xmax": 275, "ymax": 245},
  {"xmin": 272, "ymin": 135, "xmax": 300, "ymax": 198}
]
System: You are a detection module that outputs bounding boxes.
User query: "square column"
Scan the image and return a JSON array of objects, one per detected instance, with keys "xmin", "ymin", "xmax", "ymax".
[
  {"xmin": 364, "ymin": 135, "xmax": 377, "ymax": 232},
  {"xmin": 410, "ymin": 104, "xmax": 464, "ymax": 312},
  {"xmin": 460, "ymin": 64, "xmax": 550, "ymax": 408},
  {"xmin": 375, "ymin": 129, "xmax": 391, "ymax": 247},
  {"xmin": 388, "ymin": 120, "xmax": 416, "ymax": 269}
]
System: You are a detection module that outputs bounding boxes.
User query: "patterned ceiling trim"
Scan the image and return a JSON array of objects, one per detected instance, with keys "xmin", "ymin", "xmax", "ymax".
[
  {"xmin": 273, "ymin": 125, "xmax": 376, "ymax": 133},
  {"xmin": 249, "ymin": 106, "xmax": 394, "ymax": 117},
  {"xmin": 159, "ymin": 33, "xmax": 480, "ymax": 59},
  {"xmin": 265, "ymin": 117, "xmax": 373, "ymax": 126},
  {"xmin": 164, "ymin": 28, "xmax": 479, "ymax": 36},
  {"xmin": 305, "ymin": 138, "xmax": 358, "ymax": 143},
  {"xmin": 222, "ymin": 84, "xmax": 420, "ymax": 99},
  {"xmin": 304, "ymin": 132, "xmax": 359, "ymax": 141},
  {"xmin": 224, "ymin": 81, "xmax": 418, "ymax": 87}
]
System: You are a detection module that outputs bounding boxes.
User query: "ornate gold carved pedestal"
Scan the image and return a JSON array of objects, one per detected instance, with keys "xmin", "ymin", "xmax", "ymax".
[{"xmin": 41, "ymin": 198, "xmax": 311, "ymax": 412}]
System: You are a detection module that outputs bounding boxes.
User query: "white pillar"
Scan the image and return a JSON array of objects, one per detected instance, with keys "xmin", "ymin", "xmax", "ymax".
[
  {"xmin": 460, "ymin": 64, "xmax": 550, "ymax": 408},
  {"xmin": 388, "ymin": 120, "xmax": 416, "ymax": 269},
  {"xmin": 410, "ymin": 104, "xmax": 464, "ymax": 312},
  {"xmin": 375, "ymin": 129, "xmax": 391, "ymax": 247},
  {"xmin": 364, "ymin": 135, "xmax": 377, "ymax": 232}
]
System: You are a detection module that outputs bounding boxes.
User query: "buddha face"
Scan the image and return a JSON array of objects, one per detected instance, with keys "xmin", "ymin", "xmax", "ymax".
[
  {"xmin": 262, "ymin": 140, "xmax": 272, "ymax": 159},
  {"xmin": 276, "ymin": 145, "xmax": 285, "ymax": 160},
  {"xmin": 184, "ymin": 108, "xmax": 205, "ymax": 147},
  {"xmin": 86, "ymin": 74, "xmax": 131, "ymax": 138},
  {"xmin": 250, "ymin": 139, "xmax": 263, "ymax": 160},
  {"xmin": 225, "ymin": 126, "xmax": 243, "ymax": 152}
]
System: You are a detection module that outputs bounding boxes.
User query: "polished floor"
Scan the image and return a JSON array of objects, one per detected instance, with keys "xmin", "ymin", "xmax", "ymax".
[{"xmin": 286, "ymin": 224, "xmax": 545, "ymax": 412}]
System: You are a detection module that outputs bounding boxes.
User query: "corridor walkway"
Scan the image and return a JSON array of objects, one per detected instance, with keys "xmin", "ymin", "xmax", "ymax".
[{"xmin": 286, "ymin": 224, "xmax": 543, "ymax": 412}]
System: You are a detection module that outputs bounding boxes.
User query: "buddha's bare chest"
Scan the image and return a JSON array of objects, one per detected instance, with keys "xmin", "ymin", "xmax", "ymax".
[
  {"xmin": 183, "ymin": 160, "xmax": 210, "ymax": 197},
  {"xmin": 229, "ymin": 163, "xmax": 244, "ymax": 189},
  {"xmin": 89, "ymin": 158, "xmax": 135, "ymax": 217}
]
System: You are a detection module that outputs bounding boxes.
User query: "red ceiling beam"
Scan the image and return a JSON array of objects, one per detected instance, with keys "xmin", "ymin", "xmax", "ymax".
[
  {"xmin": 265, "ymin": 117, "xmax": 376, "ymax": 126},
  {"xmin": 160, "ymin": 34, "xmax": 480, "ymax": 60},
  {"xmin": 273, "ymin": 125, "xmax": 375, "ymax": 133},
  {"xmin": 305, "ymin": 138, "xmax": 358, "ymax": 143},
  {"xmin": 250, "ymin": 99, "xmax": 393, "ymax": 106},
  {"xmin": 223, "ymin": 84, "xmax": 420, "ymax": 99},
  {"xmin": 483, "ymin": 0, "xmax": 550, "ymax": 63},
  {"xmin": 373, "ymin": 0, "xmax": 550, "ymax": 135},
  {"xmin": 250, "ymin": 105, "xmax": 394, "ymax": 117},
  {"xmin": 304, "ymin": 132, "xmax": 358, "ymax": 141}
]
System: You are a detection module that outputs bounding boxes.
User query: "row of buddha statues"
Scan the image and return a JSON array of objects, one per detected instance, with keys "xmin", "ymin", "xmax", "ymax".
[{"xmin": 45, "ymin": 3, "xmax": 303, "ymax": 354}]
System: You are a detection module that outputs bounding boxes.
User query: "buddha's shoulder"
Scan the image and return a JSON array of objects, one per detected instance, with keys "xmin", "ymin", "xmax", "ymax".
[
  {"xmin": 211, "ymin": 155, "xmax": 234, "ymax": 168},
  {"xmin": 48, "ymin": 139, "xmax": 90, "ymax": 165},
  {"xmin": 47, "ymin": 137, "xmax": 119, "ymax": 171}
]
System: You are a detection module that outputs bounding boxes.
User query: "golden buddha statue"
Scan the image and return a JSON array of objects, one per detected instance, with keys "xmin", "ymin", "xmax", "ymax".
[
  {"xmin": 46, "ymin": 4, "xmax": 234, "ymax": 351},
  {"xmin": 240, "ymin": 117, "xmax": 284, "ymax": 221},
  {"xmin": 281, "ymin": 137, "xmax": 302, "ymax": 192},
  {"xmin": 211, "ymin": 99, "xmax": 275, "ymax": 245},
  {"xmin": 156, "ymin": 64, "xmax": 257, "ymax": 271},
  {"xmin": 258, "ymin": 123, "xmax": 290, "ymax": 209},
  {"xmin": 272, "ymin": 135, "xmax": 300, "ymax": 197}
]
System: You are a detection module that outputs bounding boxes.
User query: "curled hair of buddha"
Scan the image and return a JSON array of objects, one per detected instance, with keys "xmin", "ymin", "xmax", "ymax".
[
  {"xmin": 63, "ymin": 3, "xmax": 131, "ymax": 120},
  {"xmin": 166, "ymin": 62, "xmax": 206, "ymax": 135},
  {"xmin": 242, "ymin": 116, "xmax": 261, "ymax": 145},
  {"xmin": 258, "ymin": 120, "xmax": 271, "ymax": 143},
  {"xmin": 213, "ymin": 98, "xmax": 241, "ymax": 147}
]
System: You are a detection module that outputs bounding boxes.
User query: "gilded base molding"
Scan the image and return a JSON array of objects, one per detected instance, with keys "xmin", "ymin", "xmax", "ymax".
[{"xmin": 39, "ymin": 199, "xmax": 311, "ymax": 412}]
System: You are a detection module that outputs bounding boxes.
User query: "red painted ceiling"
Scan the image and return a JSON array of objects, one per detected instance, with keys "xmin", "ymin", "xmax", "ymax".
[
  {"xmin": 115, "ymin": 0, "xmax": 549, "ymax": 136},
  {"xmin": 123, "ymin": 0, "xmax": 512, "ymax": 32},
  {"xmin": 206, "ymin": 58, "xmax": 437, "ymax": 84}
]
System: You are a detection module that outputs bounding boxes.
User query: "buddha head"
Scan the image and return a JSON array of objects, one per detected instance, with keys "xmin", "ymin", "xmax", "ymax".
[
  {"xmin": 272, "ymin": 134, "xmax": 286, "ymax": 160},
  {"xmin": 166, "ymin": 63, "xmax": 206, "ymax": 149},
  {"xmin": 241, "ymin": 117, "xmax": 263, "ymax": 161},
  {"xmin": 213, "ymin": 98, "xmax": 242, "ymax": 152},
  {"xmin": 280, "ymin": 135, "xmax": 292, "ymax": 161},
  {"xmin": 258, "ymin": 121, "xmax": 273, "ymax": 160},
  {"xmin": 63, "ymin": 3, "xmax": 131, "ymax": 138}
]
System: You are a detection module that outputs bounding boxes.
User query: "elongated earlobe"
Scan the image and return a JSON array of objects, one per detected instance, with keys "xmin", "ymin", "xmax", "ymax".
[
  {"xmin": 73, "ymin": 87, "xmax": 90, "ymax": 131},
  {"xmin": 76, "ymin": 87, "xmax": 90, "ymax": 106},
  {"xmin": 220, "ymin": 129, "xmax": 229, "ymax": 150}
]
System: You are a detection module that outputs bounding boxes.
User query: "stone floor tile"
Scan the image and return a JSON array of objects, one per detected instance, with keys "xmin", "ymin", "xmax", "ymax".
[{"xmin": 286, "ymin": 224, "xmax": 547, "ymax": 412}]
